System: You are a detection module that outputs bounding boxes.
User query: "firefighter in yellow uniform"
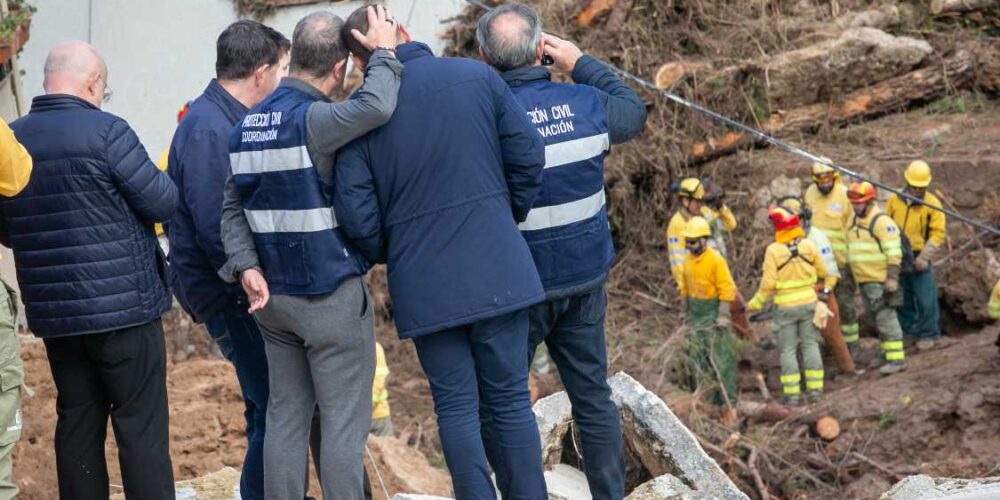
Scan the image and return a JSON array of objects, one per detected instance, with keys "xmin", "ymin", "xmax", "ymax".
[
  {"xmin": 991, "ymin": 280, "xmax": 1000, "ymax": 321},
  {"xmin": 0, "ymin": 120, "xmax": 32, "ymax": 500},
  {"xmin": 804, "ymin": 160, "xmax": 859, "ymax": 347},
  {"xmin": 885, "ymin": 161, "xmax": 946, "ymax": 350},
  {"xmin": 679, "ymin": 217, "xmax": 738, "ymax": 406},
  {"xmin": 747, "ymin": 206, "xmax": 833, "ymax": 405},
  {"xmin": 846, "ymin": 182, "xmax": 907, "ymax": 375},
  {"xmin": 666, "ymin": 178, "xmax": 736, "ymax": 289},
  {"xmin": 370, "ymin": 342, "xmax": 393, "ymax": 437}
]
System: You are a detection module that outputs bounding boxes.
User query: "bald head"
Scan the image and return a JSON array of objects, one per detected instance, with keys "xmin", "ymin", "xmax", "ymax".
[
  {"xmin": 476, "ymin": 4, "xmax": 542, "ymax": 72},
  {"xmin": 43, "ymin": 41, "xmax": 108, "ymax": 108}
]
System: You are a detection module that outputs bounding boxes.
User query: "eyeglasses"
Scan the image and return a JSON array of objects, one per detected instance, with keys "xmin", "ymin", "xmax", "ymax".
[{"xmin": 95, "ymin": 73, "xmax": 113, "ymax": 103}]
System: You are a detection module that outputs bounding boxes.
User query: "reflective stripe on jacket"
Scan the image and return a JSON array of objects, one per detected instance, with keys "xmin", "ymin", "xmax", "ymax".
[
  {"xmin": 804, "ymin": 183, "xmax": 852, "ymax": 266},
  {"xmin": 682, "ymin": 248, "xmax": 736, "ymax": 302},
  {"xmin": 885, "ymin": 192, "xmax": 946, "ymax": 253},
  {"xmin": 847, "ymin": 206, "xmax": 902, "ymax": 284},
  {"xmin": 750, "ymin": 238, "xmax": 830, "ymax": 309}
]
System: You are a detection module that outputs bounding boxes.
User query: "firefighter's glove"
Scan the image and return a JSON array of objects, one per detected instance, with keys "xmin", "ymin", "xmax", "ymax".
[
  {"xmin": 716, "ymin": 301, "xmax": 733, "ymax": 329},
  {"xmin": 813, "ymin": 301, "xmax": 834, "ymax": 329},
  {"xmin": 914, "ymin": 242, "xmax": 938, "ymax": 273}
]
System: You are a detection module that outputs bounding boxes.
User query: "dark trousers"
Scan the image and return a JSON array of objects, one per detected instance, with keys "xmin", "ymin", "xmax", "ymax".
[
  {"xmin": 44, "ymin": 319, "xmax": 174, "ymax": 500},
  {"xmin": 484, "ymin": 287, "xmax": 624, "ymax": 500},
  {"xmin": 899, "ymin": 268, "xmax": 941, "ymax": 340},
  {"xmin": 205, "ymin": 298, "xmax": 269, "ymax": 500},
  {"xmin": 413, "ymin": 308, "xmax": 546, "ymax": 500}
]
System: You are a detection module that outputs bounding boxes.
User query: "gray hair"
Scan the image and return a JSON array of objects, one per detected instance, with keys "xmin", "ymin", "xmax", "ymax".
[
  {"xmin": 476, "ymin": 4, "xmax": 542, "ymax": 72},
  {"xmin": 290, "ymin": 11, "xmax": 348, "ymax": 78}
]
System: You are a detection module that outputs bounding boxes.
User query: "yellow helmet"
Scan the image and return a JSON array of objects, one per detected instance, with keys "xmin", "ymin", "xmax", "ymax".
[
  {"xmin": 677, "ymin": 178, "xmax": 705, "ymax": 200},
  {"xmin": 811, "ymin": 157, "xmax": 837, "ymax": 180},
  {"xmin": 682, "ymin": 216, "xmax": 712, "ymax": 239},
  {"xmin": 904, "ymin": 160, "xmax": 932, "ymax": 188}
]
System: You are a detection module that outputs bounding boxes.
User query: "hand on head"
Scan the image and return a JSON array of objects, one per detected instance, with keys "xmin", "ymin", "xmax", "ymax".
[{"xmin": 351, "ymin": 5, "xmax": 399, "ymax": 51}]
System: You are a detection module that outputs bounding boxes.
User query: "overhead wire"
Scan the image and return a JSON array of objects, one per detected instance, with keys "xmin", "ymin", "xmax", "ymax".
[{"xmin": 460, "ymin": 0, "xmax": 1000, "ymax": 237}]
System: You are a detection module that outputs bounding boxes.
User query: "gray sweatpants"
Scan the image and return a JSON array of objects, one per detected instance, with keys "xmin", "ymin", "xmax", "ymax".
[{"xmin": 253, "ymin": 276, "xmax": 375, "ymax": 500}]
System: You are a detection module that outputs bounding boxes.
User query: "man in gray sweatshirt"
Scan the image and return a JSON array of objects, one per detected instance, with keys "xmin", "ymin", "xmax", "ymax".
[{"xmin": 218, "ymin": 7, "xmax": 402, "ymax": 499}]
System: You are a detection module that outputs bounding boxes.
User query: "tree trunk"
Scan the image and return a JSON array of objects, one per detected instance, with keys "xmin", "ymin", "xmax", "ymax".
[
  {"xmin": 805, "ymin": 415, "xmax": 842, "ymax": 441},
  {"xmin": 575, "ymin": 0, "xmax": 616, "ymax": 26},
  {"xmin": 930, "ymin": 0, "xmax": 999, "ymax": 15},
  {"xmin": 821, "ymin": 293, "xmax": 856, "ymax": 374},
  {"xmin": 688, "ymin": 49, "xmax": 977, "ymax": 162},
  {"xmin": 737, "ymin": 400, "xmax": 793, "ymax": 423}
]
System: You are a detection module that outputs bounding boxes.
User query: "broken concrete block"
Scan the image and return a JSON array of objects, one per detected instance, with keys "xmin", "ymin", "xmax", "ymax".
[
  {"xmin": 764, "ymin": 28, "xmax": 933, "ymax": 109},
  {"xmin": 882, "ymin": 475, "xmax": 1000, "ymax": 499},
  {"xmin": 545, "ymin": 464, "xmax": 592, "ymax": 500},
  {"xmin": 608, "ymin": 373, "xmax": 748, "ymax": 500},
  {"xmin": 625, "ymin": 474, "xmax": 714, "ymax": 499}
]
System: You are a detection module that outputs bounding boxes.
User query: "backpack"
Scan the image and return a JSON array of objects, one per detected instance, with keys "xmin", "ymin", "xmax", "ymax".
[{"xmin": 865, "ymin": 213, "xmax": 916, "ymax": 274}]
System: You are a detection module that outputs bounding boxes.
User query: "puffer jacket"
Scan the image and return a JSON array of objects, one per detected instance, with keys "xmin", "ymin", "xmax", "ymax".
[{"xmin": 3, "ymin": 94, "xmax": 177, "ymax": 338}]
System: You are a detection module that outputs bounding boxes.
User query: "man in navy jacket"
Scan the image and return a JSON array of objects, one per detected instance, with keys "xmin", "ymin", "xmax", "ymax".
[
  {"xmin": 334, "ymin": 8, "xmax": 548, "ymax": 498},
  {"xmin": 3, "ymin": 41, "xmax": 177, "ymax": 499},
  {"xmin": 475, "ymin": 5, "xmax": 648, "ymax": 498},
  {"xmin": 165, "ymin": 21, "xmax": 289, "ymax": 500}
]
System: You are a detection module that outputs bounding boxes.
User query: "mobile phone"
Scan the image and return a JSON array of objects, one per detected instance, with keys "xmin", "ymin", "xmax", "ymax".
[{"xmin": 542, "ymin": 53, "xmax": 554, "ymax": 66}]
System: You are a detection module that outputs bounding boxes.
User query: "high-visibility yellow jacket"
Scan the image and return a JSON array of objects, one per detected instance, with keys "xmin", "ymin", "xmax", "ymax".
[
  {"xmin": 885, "ymin": 192, "xmax": 946, "ymax": 253},
  {"xmin": 847, "ymin": 206, "xmax": 902, "ymax": 284},
  {"xmin": 804, "ymin": 182, "xmax": 852, "ymax": 267},
  {"xmin": 372, "ymin": 342, "xmax": 391, "ymax": 420},
  {"xmin": 749, "ymin": 235, "xmax": 831, "ymax": 310},
  {"xmin": 666, "ymin": 207, "xmax": 732, "ymax": 293},
  {"xmin": 0, "ymin": 120, "xmax": 32, "ymax": 197},
  {"xmin": 681, "ymin": 247, "xmax": 736, "ymax": 302},
  {"xmin": 990, "ymin": 280, "xmax": 1000, "ymax": 320}
]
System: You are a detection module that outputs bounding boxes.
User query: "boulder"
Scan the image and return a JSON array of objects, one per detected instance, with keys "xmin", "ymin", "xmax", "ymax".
[
  {"xmin": 112, "ymin": 467, "xmax": 241, "ymax": 500},
  {"xmin": 881, "ymin": 474, "xmax": 1000, "ymax": 499},
  {"xmin": 365, "ymin": 436, "xmax": 452, "ymax": 498}
]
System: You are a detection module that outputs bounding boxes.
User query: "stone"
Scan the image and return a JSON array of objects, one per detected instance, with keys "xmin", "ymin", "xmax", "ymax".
[
  {"xmin": 113, "ymin": 467, "xmax": 241, "ymax": 500},
  {"xmin": 366, "ymin": 436, "xmax": 453, "ymax": 497},
  {"xmin": 545, "ymin": 464, "xmax": 593, "ymax": 500},
  {"xmin": 764, "ymin": 28, "xmax": 933, "ymax": 109},
  {"xmin": 625, "ymin": 474, "xmax": 715, "ymax": 499},
  {"xmin": 881, "ymin": 474, "xmax": 1000, "ymax": 499}
]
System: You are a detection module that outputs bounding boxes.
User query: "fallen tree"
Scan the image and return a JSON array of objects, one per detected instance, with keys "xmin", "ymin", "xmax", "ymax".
[
  {"xmin": 689, "ymin": 48, "xmax": 977, "ymax": 162},
  {"xmin": 930, "ymin": 0, "xmax": 999, "ymax": 15}
]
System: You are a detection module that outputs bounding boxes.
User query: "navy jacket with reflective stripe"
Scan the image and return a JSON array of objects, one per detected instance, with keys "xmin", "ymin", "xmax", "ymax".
[
  {"xmin": 229, "ymin": 86, "xmax": 366, "ymax": 295},
  {"xmin": 510, "ymin": 76, "xmax": 612, "ymax": 297}
]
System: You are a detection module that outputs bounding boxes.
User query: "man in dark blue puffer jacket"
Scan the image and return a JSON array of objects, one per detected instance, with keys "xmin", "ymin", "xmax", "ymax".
[{"xmin": 2, "ymin": 41, "xmax": 177, "ymax": 500}]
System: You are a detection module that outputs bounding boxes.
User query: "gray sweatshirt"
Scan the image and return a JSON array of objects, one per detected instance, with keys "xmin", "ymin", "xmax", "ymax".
[{"xmin": 219, "ymin": 51, "xmax": 404, "ymax": 282}]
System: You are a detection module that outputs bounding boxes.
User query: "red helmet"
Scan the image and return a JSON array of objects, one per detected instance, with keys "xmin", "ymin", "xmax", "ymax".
[
  {"xmin": 768, "ymin": 205, "xmax": 800, "ymax": 231},
  {"xmin": 847, "ymin": 181, "xmax": 877, "ymax": 203}
]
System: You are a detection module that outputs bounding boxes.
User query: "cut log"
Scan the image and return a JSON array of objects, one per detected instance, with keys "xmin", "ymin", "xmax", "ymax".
[
  {"xmin": 930, "ymin": 0, "xmax": 999, "ymax": 15},
  {"xmin": 809, "ymin": 415, "xmax": 841, "ymax": 441},
  {"xmin": 737, "ymin": 400, "xmax": 793, "ymax": 423},
  {"xmin": 689, "ymin": 49, "xmax": 977, "ymax": 162},
  {"xmin": 654, "ymin": 60, "xmax": 715, "ymax": 90},
  {"xmin": 754, "ymin": 372, "xmax": 771, "ymax": 400},
  {"xmin": 575, "ymin": 0, "xmax": 616, "ymax": 27}
]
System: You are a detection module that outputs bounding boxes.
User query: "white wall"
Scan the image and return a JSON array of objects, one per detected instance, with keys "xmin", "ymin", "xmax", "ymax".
[{"xmin": 19, "ymin": 0, "xmax": 466, "ymax": 156}]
